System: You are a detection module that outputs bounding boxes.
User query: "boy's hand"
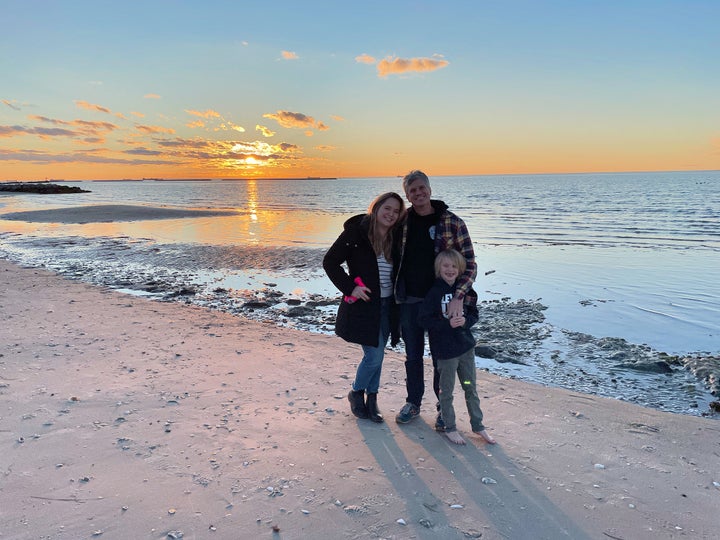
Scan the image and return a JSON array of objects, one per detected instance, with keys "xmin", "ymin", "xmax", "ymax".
[
  {"xmin": 447, "ymin": 297, "xmax": 463, "ymax": 318},
  {"xmin": 449, "ymin": 315, "xmax": 465, "ymax": 328}
]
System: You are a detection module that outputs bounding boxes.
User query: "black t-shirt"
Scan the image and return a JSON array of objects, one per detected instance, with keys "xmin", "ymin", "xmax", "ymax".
[{"xmin": 402, "ymin": 210, "xmax": 440, "ymax": 298}]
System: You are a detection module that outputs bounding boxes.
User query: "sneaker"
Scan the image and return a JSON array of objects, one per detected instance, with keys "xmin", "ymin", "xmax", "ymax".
[
  {"xmin": 434, "ymin": 412, "xmax": 446, "ymax": 432},
  {"xmin": 395, "ymin": 402, "xmax": 420, "ymax": 424}
]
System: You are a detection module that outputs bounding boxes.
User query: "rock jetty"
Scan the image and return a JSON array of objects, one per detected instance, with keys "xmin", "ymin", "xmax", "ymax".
[{"xmin": 0, "ymin": 182, "xmax": 90, "ymax": 194}]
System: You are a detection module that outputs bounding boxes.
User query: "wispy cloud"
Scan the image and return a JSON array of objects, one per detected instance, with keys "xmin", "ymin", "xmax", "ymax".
[
  {"xmin": 217, "ymin": 122, "xmax": 245, "ymax": 133},
  {"xmin": 355, "ymin": 53, "xmax": 376, "ymax": 64},
  {"xmin": 0, "ymin": 125, "xmax": 77, "ymax": 138},
  {"xmin": 256, "ymin": 124, "xmax": 275, "ymax": 137},
  {"xmin": 144, "ymin": 94, "xmax": 161, "ymax": 99},
  {"xmin": 136, "ymin": 124, "xmax": 176, "ymax": 135},
  {"xmin": 281, "ymin": 50, "xmax": 299, "ymax": 60},
  {"xmin": 74, "ymin": 100, "xmax": 112, "ymax": 114},
  {"xmin": 2, "ymin": 99, "xmax": 21, "ymax": 111},
  {"xmin": 0, "ymin": 147, "xmax": 173, "ymax": 165},
  {"xmin": 315, "ymin": 145, "xmax": 336, "ymax": 152},
  {"xmin": 376, "ymin": 55, "xmax": 449, "ymax": 77},
  {"xmin": 186, "ymin": 109, "xmax": 221, "ymax": 119},
  {"xmin": 123, "ymin": 147, "xmax": 163, "ymax": 156},
  {"xmin": 1, "ymin": 116, "xmax": 118, "ymax": 142},
  {"xmin": 263, "ymin": 110, "xmax": 325, "ymax": 132}
]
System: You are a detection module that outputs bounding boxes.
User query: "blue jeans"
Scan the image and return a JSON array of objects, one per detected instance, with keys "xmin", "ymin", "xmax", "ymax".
[
  {"xmin": 352, "ymin": 297, "xmax": 391, "ymax": 393},
  {"xmin": 400, "ymin": 302, "xmax": 440, "ymax": 408}
]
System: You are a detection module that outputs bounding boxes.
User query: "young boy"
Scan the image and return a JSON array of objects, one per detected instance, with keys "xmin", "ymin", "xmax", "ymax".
[{"xmin": 418, "ymin": 249, "xmax": 496, "ymax": 445}]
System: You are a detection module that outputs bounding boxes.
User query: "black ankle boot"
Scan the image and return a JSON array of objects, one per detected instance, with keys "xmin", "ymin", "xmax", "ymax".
[
  {"xmin": 366, "ymin": 392, "xmax": 384, "ymax": 423},
  {"xmin": 348, "ymin": 390, "xmax": 368, "ymax": 419}
]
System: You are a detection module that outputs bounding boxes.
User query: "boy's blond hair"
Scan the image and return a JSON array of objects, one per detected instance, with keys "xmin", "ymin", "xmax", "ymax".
[{"xmin": 434, "ymin": 249, "xmax": 466, "ymax": 277}]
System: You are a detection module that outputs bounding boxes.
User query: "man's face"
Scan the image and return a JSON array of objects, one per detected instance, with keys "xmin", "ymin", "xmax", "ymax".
[{"xmin": 405, "ymin": 179, "xmax": 431, "ymax": 208}]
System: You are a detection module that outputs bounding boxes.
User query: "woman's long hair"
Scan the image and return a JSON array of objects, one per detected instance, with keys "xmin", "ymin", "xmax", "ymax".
[{"xmin": 367, "ymin": 192, "xmax": 405, "ymax": 261}]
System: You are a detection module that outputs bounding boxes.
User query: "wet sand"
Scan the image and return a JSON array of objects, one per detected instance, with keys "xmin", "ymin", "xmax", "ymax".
[
  {"xmin": 2, "ymin": 257, "xmax": 720, "ymax": 539},
  {"xmin": 1, "ymin": 204, "xmax": 237, "ymax": 223}
]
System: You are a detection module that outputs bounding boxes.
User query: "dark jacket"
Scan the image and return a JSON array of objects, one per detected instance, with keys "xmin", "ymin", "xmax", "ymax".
[
  {"xmin": 417, "ymin": 278, "xmax": 479, "ymax": 360},
  {"xmin": 323, "ymin": 214, "xmax": 400, "ymax": 347}
]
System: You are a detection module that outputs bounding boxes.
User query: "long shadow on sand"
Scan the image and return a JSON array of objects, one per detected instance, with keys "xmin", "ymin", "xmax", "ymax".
[{"xmin": 359, "ymin": 419, "xmax": 591, "ymax": 539}]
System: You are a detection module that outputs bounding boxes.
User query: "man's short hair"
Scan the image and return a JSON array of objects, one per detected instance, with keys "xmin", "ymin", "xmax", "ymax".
[{"xmin": 402, "ymin": 170, "xmax": 430, "ymax": 193}]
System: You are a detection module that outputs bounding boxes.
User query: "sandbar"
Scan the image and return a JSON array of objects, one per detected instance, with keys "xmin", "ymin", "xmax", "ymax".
[{"xmin": 1, "ymin": 204, "xmax": 237, "ymax": 224}]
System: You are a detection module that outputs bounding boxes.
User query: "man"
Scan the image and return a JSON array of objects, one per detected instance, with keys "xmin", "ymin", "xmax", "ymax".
[{"xmin": 394, "ymin": 170, "xmax": 477, "ymax": 427}]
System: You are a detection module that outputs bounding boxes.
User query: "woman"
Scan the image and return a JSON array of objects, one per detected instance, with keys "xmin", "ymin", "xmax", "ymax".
[{"xmin": 323, "ymin": 192, "xmax": 405, "ymax": 423}]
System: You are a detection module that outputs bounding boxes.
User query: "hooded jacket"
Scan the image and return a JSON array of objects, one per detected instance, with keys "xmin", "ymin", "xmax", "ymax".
[
  {"xmin": 323, "ymin": 214, "xmax": 401, "ymax": 347},
  {"xmin": 417, "ymin": 278, "xmax": 479, "ymax": 360}
]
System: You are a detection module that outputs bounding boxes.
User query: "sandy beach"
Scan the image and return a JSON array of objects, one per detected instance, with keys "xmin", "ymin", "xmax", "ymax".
[{"xmin": 1, "ymin": 257, "xmax": 719, "ymax": 539}]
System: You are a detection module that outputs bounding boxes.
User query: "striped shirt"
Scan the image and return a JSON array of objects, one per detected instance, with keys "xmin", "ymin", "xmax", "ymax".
[{"xmin": 377, "ymin": 254, "xmax": 393, "ymax": 298}]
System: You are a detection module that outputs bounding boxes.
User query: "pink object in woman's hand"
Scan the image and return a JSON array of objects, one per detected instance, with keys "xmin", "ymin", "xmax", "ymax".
[{"xmin": 344, "ymin": 277, "xmax": 366, "ymax": 303}]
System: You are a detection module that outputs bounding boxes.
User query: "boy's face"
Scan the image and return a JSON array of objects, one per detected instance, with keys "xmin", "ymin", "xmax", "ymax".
[{"xmin": 439, "ymin": 258, "xmax": 459, "ymax": 286}]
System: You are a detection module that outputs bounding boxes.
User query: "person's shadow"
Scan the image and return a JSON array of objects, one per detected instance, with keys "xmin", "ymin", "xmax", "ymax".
[{"xmin": 358, "ymin": 419, "xmax": 591, "ymax": 539}]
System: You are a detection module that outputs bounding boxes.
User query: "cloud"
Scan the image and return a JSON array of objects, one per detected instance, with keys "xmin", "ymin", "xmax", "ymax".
[
  {"xmin": 1, "ymin": 115, "xmax": 118, "ymax": 142},
  {"xmin": 217, "ymin": 122, "xmax": 245, "ymax": 133},
  {"xmin": 74, "ymin": 100, "xmax": 112, "ymax": 114},
  {"xmin": 376, "ymin": 55, "xmax": 449, "ymax": 77},
  {"xmin": 281, "ymin": 50, "xmax": 299, "ymax": 60},
  {"xmin": 256, "ymin": 125, "xmax": 275, "ymax": 137},
  {"xmin": 27, "ymin": 116, "xmax": 118, "ymax": 139},
  {"xmin": 186, "ymin": 109, "xmax": 221, "ymax": 119},
  {"xmin": 144, "ymin": 94, "xmax": 161, "ymax": 99},
  {"xmin": 330, "ymin": 115, "xmax": 345, "ymax": 122},
  {"xmin": 263, "ymin": 110, "xmax": 326, "ymax": 132},
  {"xmin": 131, "ymin": 111, "xmax": 145, "ymax": 118},
  {"xmin": 314, "ymin": 145, "xmax": 336, "ymax": 152},
  {"xmin": 136, "ymin": 124, "xmax": 176, "ymax": 134},
  {"xmin": 187, "ymin": 120, "xmax": 205, "ymax": 129},
  {"xmin": 0, "ymin": 148, "xmax": 173, "ymax": 165},
  {"xmin": 355, "ymin": 53, "xmax": 376, "ymax": 64},
  {"xmin": 124, "ymin": 147, "xmax": 163, "ymax": 156},
  {"xmin": 0, "ymin": 125, "xmax": 77, "ymax": 138},
  {"xmin": 3, "ymin": 99, "xmax": 21, "ymax": 111},
  {"xmin": 316, "ymin": 122, "xmax": 329, "ymax": 131}
]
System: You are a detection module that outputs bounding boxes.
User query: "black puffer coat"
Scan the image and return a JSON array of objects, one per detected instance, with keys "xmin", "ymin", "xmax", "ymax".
[{"xmin": 323, "ymin": 214, "xmax": 400, "ymax": 347}]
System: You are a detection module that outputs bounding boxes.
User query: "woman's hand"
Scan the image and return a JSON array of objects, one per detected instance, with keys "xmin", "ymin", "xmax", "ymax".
[
  {"xmin": 351, "ymin": 284, "xmax": 371, "ymax": 302},
  {"xmin": 449, "ymin": 315, "xmax": 466, "ymax": 328}
]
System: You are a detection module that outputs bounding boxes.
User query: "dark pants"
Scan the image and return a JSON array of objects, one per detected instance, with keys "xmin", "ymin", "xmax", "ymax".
[{"xmin": 400, "ymin": 302, "xmax": 439, "ymax": 409}]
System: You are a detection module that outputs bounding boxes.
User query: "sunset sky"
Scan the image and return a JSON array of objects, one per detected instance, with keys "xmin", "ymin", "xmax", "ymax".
[{"xmin": 2, "ymin": 0, "xmax": 719, "ymax": 180}]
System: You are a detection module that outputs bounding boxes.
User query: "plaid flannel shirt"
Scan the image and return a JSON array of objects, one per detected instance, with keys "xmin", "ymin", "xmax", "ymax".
[{"xmin": 396, "ymin": 201, "xmax": 477, "ymax": 301}]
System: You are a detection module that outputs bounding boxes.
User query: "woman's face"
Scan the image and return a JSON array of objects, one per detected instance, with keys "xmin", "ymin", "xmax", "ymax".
[{"xmin": 376, "ymin": 197, "xmax": 401, "ymax": 230}]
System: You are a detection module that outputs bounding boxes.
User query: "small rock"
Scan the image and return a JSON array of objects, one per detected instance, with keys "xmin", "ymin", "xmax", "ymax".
[
  {"xmin": 397, "ymin": 518, "xmax": 407, "ymax": 525},
  {"xmin": 481, "ymin": 477, "xmax": 497, "ymax": 485}
]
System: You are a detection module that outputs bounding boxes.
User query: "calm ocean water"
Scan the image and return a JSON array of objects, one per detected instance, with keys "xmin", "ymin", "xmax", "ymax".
[{"xmin": 2, "ymin": 171, "xmax": 719, "ymax": 414}]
